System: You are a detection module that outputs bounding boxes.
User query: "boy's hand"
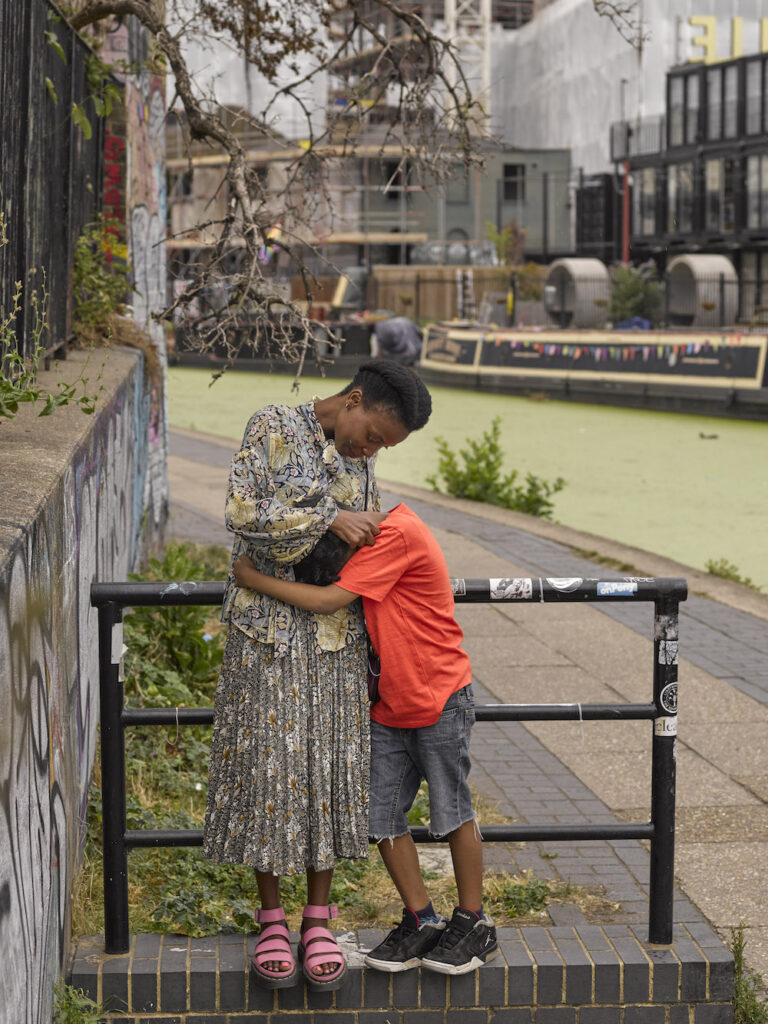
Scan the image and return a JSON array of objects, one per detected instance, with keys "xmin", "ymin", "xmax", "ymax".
[{"xmin": 233, "ymin": 553, "xmax": 256, "ymax": 587}]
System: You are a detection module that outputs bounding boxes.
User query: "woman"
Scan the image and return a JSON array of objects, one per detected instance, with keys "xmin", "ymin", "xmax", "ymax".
[{"xmin": 203, "ymin": 360, "xmax": 432, "ymax": 991}]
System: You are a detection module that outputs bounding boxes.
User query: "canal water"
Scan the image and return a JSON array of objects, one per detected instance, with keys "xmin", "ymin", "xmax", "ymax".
[{"xmin": 168, "ymin": 367, "xmax": 768, "ymax": 590}]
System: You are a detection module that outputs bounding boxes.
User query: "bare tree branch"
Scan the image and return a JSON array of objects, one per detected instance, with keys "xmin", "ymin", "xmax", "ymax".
[{"xmin": 64, "ymin": 1, "xmax": 488, "ymax": 373}]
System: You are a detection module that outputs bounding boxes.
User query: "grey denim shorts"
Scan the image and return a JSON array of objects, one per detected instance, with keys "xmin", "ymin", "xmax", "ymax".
[{"xmin": 369, "ymin": 685, "xmax": 476, "ymax": 841}]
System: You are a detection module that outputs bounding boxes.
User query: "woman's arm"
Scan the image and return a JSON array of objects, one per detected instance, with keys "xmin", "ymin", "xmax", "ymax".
[
  {"xmin": 226, "ymin": 410, "xmax": 337, "ymax": 563},
  {"xmin": 233, "ymin": 555, "xmax": 360, "ymax": 614}
]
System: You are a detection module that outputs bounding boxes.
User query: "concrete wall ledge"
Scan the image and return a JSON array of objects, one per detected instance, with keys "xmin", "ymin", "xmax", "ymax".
[{"xmin": 69, "ymin": 921, "xmax": 734, "ymax": 1022}]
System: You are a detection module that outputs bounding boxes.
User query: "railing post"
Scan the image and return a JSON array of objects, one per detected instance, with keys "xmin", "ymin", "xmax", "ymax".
[
  {"xmin": 648, "ymin": 595, "xmax": 679, "ymax": 944},
  {"xmin": 97, "ymin": 601, "xmax": 130, "ymax": 954}
]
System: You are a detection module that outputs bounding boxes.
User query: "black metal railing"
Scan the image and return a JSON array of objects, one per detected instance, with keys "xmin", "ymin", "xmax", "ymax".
[
  {"xmin": 0, "ymin": 0, "xmax": 105, "ymax": 366},
  {"xmin": 91, "ymin": 576, "xmax": 686, "ymax": 954}
]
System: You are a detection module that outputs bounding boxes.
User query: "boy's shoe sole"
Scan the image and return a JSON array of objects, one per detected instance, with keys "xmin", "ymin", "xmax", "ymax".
[
  {"xmin": 363, "ymin": 953, "xmax": 422, "ymax": 972},
  {"xmin": 420, "ymin": 945, "xmax": 498, "ymax": 975}
]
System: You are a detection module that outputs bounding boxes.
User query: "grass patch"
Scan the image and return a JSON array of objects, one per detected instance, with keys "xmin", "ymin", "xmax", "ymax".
[
  {"xmin": 72, "ymin": 541, "xmax": 616, "ymax": 938},
  {"xmin": 706, "ymin": 558, "xmax": 763, "ymax": 592},
  {"xmin": 570, "ymin": 547, "xmax": 642, "ymax": 575}
]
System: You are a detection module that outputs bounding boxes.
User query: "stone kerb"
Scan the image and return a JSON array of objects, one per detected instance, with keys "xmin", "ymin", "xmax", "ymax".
[{"xmin": 70, "ymin": 920, "xmax": 734, "ymax": 1023}]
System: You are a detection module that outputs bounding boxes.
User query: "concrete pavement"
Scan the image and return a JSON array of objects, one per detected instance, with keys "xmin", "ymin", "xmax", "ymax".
[{"xmin": 167, "ymin": 425, "xmax": 768, "ymax": 987}]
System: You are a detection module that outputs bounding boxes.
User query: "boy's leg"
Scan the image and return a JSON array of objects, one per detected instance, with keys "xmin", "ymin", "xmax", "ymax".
[
  {"xmin": 364, "ymin": 720, "xmax": 447, "ymax": 972},
  {"xmin": 376, "ymin": 833, "xmax": 430, "ymax": 911},
  {"xmin": 412, "ymin": 685, "xmax": 498, "ymax": 975},
  {"xmin": 447, "ymin": 818, "xmax": 483, "ymax": 912}
]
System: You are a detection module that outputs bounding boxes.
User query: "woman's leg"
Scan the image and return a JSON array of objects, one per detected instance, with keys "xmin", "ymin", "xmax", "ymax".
[
  {"xmin": 255, "ymin": 870, "xmax": 291, "ymax": 974},
  {"xmin": 303, "ymin": 867, "xmax": 335, "ymax": 975}
]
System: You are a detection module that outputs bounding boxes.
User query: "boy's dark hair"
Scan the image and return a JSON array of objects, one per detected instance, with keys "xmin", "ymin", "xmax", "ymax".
[
  {"xmin": 294, "ymin": 530, "xmax": 353, "ymax": 586},
  {"xmin": 340, "ymin": 359, "xmax": 432, "ymax": 432}
]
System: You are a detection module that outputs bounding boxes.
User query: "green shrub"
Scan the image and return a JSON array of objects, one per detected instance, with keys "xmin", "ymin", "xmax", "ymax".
[
  {"xmin": 512, "ymin": 261, "xmax": 546, "ymax": 301},
  {"xmin": 426, "ymin": 417, "xmax": 565, "ymax": 519},
  {"xmin": 72, "ymin": 215, "xmax": 130, "ymax": 335},
  {"xmin": 609, "ymin": 262, "xmax": 662, "ymax": 325}
]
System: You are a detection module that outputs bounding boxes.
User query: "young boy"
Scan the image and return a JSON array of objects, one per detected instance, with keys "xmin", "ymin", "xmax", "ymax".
[{"xmin": 233, "ymin": 502, "xmax": 498, "ymax": 976}]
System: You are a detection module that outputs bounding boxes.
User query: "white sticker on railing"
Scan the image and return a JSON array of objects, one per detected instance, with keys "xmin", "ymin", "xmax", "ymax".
[
  {"xmin": 597, "ymin": 581, "xmax": 637, "ymax": 596},
  {"xmin": 490, "ymin": 578, "xmax": 533, "ymax": 600},
  {"xmin": 546, "ymin": 577, "xmax": 583, "ymax": 592},
  {"xmin": 658, "ymin": 641, "xmax": 678, "ymax": 665},
  {"xmin": 111, "ymin": 621, "xmax": 123, "ymax": 664},
  {"xmin": 659, "ymin": 682, "xmax": 678, "ymax": 714},
  {"xmin": 654, "ymin": 716, "xmax": 677, "ymax": 737}
]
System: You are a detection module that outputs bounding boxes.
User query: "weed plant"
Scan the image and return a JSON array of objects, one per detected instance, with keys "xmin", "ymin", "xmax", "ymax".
[
  {"xmin": 427, "ymin": 416, "xmax": 565, "ymax": 519},
  {"xmin": 731, "ymin": 922, "xmax": 768, "ymax": 1024},
  {"xmin": 73, "ymin": 542, "xmax": 607, "ymax": 938},
  {"xmin": 52, "ymin": 982, "xmax": 103, "ymax": 1024}
]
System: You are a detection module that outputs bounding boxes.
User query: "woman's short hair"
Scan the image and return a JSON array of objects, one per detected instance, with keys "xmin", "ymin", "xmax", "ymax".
[
  {"xmin": 341, "ymin": 359, "xmax": 432, "ymax": 432},
  {"xmin": 294, "ymin": 530, "xmax": 353, "ymax": 586}
]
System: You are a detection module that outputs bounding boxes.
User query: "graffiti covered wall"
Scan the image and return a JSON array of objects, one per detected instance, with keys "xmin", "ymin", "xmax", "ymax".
[
  {"xmin": 102, "ymin": 13, "xmax": 169, "ymax": 555},
  {"xmin": 0, "ymin": 349, "xmax": 162, "ymax": 1024}
]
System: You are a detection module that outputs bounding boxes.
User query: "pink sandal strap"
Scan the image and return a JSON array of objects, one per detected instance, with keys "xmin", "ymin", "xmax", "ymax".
[
  {"xmin": 301, "ymin": 924, "xmax": 344, "ymax": 977},
  {"xmin": 253, "ymin": 910, "xmax": 295, "ymax": 976},
  {"xmin": 302, "ymin": 903, "xmax": 338, "ymax": 919},
  {"xmin": 255, "ymin": 906, "xmax": 289, "ymax": 925}
]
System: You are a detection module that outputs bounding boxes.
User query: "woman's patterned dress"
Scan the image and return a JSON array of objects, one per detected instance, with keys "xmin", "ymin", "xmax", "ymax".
[{"xmin": 202, "ymin": 400, "xmax": 378, "ymax": 875}]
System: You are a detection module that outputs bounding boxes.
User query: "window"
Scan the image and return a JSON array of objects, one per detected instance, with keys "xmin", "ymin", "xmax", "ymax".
[
  {"xmin": 746, "ymin": 154, "xmax": 768, "ymax": 229},
  {"xmin": 633, "ymin": 167, "xmax": 656, "ymax": 236},
  {"xmin": 707, "ymin": 67, "xmax": 722, "ymax": 140},
  {"xmin": 667, "ymin": 163, "xmax": 693, "ymax": 233},
  {"xmin": 705, "ymin": 159, "xmax": 721, "ymax": 230},
  {"xmin": 747, "ymin": 156, "xmax": 760, "ymax": 228},
  {"xmin": 746, "ymin": 60, "xmax": 762, "ymax": 135},
  {"xmin": 722, "ymin": 158, "xmax": 737, "ymax": 232},
  {"xmin": 503, "ymin": 163, "xmax": 525, "ymax": 203},
  {"xmin": 678, "ymin": 164, "xmax": 694, "ymax": 233},
  {"xmin": 169, "ymin": 170, "xmax": 194, "ymax": 202},
  {"xmin": 669, "ymin": 77, "xmax": 684, "ymax": 147},
  {"xmin": 723, "ymin": 65, "xmax": 738, "ymax": 138},
  {"xmin": 685, "ymin": 74, "xmax": 700, "ymax": 144}
]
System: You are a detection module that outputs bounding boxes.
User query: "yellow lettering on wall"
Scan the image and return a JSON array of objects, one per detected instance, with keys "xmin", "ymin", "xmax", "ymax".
[
  {"xmin": 731, "ymin": 17, "xmax": 743, "ymax": 58},
  {"xmin": 689, "ymin": 15, "xmax": 717, "ymax": 63}
]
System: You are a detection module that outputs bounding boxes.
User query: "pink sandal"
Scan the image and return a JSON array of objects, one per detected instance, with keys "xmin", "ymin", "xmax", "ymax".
[
  {"xmin": 251, "ymin": 907, "xmax": 298, "ymax": 989},
  {"xmin": 298, "ymin": 903, "xmax": 347, "ymax": 991}
]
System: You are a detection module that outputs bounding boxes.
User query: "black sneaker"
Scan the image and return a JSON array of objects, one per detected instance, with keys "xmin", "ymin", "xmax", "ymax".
[
  {"xmin": 364, "ymin": 909, "xmax": 447, "ymax": 972},
  {"xmin": 420, "ymin": 907, "xmax": 498, "ymax": 975}
]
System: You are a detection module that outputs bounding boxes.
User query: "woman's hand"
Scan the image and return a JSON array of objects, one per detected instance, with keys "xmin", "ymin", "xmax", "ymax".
[
  {"xmin": 329, "ymin": 509, "xmax": 386, "ymax": 549},
  {"xmin": 233, "ymin": 553, "xmax": 257, "ymax": 587}
]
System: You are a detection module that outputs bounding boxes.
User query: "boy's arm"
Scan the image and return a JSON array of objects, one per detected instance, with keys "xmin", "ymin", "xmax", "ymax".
[{"xmin": 233, "ymin": 555, "xmax": 360, "ymax": 614}]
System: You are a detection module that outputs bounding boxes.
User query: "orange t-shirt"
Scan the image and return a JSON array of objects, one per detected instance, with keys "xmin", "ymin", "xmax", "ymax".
[{"xmin": 336, "ymin": 503, "xmax": 472, "ymax": 727}]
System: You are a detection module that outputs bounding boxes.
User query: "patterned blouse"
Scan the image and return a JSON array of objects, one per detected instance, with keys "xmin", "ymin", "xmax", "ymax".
[{"xmin": 221, "ymin": 400, "xmax": 380, "ymax": 655}]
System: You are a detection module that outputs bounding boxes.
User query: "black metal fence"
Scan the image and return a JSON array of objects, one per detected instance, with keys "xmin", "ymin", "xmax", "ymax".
[
  {"xmin": 92, "ymin": 575, "xmax": 685, "ymax": 955},
  {"xmin": 0, "ymin": 0, "xmax": 104, "ymax": 366}
]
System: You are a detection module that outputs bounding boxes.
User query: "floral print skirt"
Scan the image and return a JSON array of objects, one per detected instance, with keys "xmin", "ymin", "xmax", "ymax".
[{"xmin": 203, "ymin": 624, "xmax": 370, "ymax": 875}]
